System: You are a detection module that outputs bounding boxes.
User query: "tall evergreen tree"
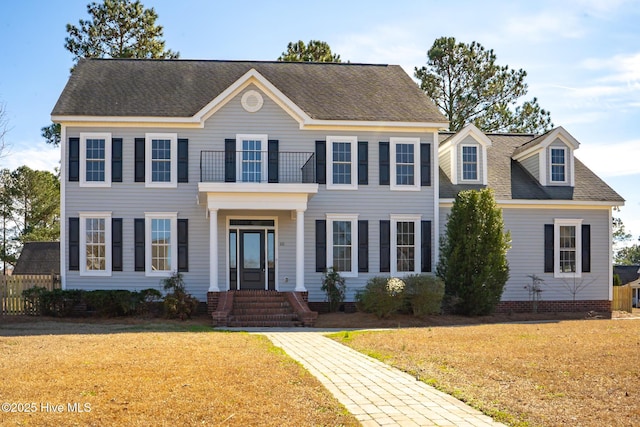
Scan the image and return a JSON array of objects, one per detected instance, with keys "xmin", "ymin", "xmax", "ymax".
[
  {"xmin": 43, "ymin": 0, "xmax": 179, "ymax": 146},
  {"xmin": 437, "ymin": 189, "xmax": 511, "ymax": 315},
  {"xmin": 416, "ymin": 36, "xmax": 553, "ymax": 133},
  {"xmin": 278, "ymin": 40, "xmax": 342, "ymax": 62}
]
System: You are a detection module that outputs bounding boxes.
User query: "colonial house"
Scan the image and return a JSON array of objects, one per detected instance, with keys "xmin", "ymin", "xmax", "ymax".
[{"xmin": 52, "ymin": 59, "xmax": 623, "ymax": 324}]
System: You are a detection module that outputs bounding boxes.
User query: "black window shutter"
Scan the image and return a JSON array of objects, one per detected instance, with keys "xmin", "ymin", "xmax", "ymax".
[
  {"xmin": 380, "ymin": 220, "xmax": 390, "ymax": 272},
  {"xmin": 112, "ymin": 218, "xmax": 123, "ymax": 271},
  {"xmin": 69, "ymin": 217, "xmax": 79, "ymax": 271},
  {"xmin": 420, "ymin": 143, "xmax": 431, "ymax": 187},
  {"xmin": 69, "ymin": 137, "xmax": 80, "ymax": 182},
  {"xmin": 315, "ymin": 220, "xmax": 326, "ymax": 272},
  {"xmin": 224, "ymin": 138, "xmax": 236, "ymax": 182},
  {"xmin": 134, "ymin": 218, "xmax": 145, "ymax": 271},
  {"xmin": 358, "ymin": 220, "xmax": 368, "ymax": 272},
  {"xmin": 544, "ymin": 224, "xmax": 554, "ymax": 273},
  {"xmin": 268, "ymin": 140, "xmax": 279, "ymax": 183},
  {"xmin": 134, "ymin": 138, "xmax": 145, "ymax": 182},
  {"xmin": 582, "ymin": 224, "xmax": 591, "ymax": 273},
  {"xmin": 421, "ymin": 220, "xmax": 432, "ymax": 272},
  {"xmin": 178, "ymin": 138, "xmax": 188, "ymax": 183},
  {"xmin": 379, "ymin": 142, "xmax": 390, "ymax": 185},
  {"xmin": 112, "ymin": 138, "xmax": 123, "ymax": 183},
  {"xmin": 358, "ymin": 141, "xmax": 368, "ymax": 185},
  {"xmin": 178, "ymin": 219, "xmax": 189, "ymax": 272},
  {"xmin": 315, "ymin": 141, "xmax": 326, "ymax": 184}
]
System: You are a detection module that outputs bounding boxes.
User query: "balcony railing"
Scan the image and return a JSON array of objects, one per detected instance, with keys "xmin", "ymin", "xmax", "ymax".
[{"xmin": 200, "ymin": 151, "xmax": 316, "ymax": 184}]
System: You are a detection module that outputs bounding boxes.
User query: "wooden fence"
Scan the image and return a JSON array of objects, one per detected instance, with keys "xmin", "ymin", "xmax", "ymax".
[
  {"xmin": 0, "ymin": 275, "xmax": 60, "ymax": 315},
  {"xmin": 612, "ymin": 284, "xmax": 633, "ymax": 313}
]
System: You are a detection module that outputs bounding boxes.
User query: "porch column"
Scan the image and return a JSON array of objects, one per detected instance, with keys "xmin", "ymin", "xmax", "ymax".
[
  {"xmin": 208, "ymin": 208, "xmax": 219, "ymax": 292},
  {"xmin": 295, "ymin": 208, "xmax": 306, "ymax": 292}
]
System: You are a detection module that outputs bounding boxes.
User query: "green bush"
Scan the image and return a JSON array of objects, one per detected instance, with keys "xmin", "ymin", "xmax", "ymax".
[
  {"xmin": 162, "ymin": 272, "xmax": 199, "ymax": 320},
  {"xmin": 356, "ymin": 276, "xmax": 406, "ymax": 318},
  {"xmin": 40, "ymin": 289, "xmax": 83, "ymax": 317},
  {"xmin": 83, "ymin": 290, "xmax": 143, "ymax": 317},
  {"xmin": 321, "ymin": 267, "xmax": 346, "ymax": 312},
  {"xmin": 403, "ymin": 274, "xmax": 444, "ymax": 316},
  {"xmin": 22, "ymin": 286, "xmax": 49, "ymax": 316},
  {"xmin": 138, "ymin": 288, "xmax": 163, "ymax": 315}
]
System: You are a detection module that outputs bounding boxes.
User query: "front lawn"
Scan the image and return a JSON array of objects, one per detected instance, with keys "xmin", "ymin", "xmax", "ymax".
[
  {"xmin": 0, "ymin": 320, "xmax": 358, "ymax": 426},
  {"xmin": 332, "ymin": 319, "xmax": 640, "ymax": 427}
]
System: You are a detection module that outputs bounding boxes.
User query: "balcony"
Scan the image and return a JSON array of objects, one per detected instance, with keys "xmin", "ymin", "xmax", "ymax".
[
  {"xmin": 198, "ymin": 151, "xmax": 319, "ymax": 211},
  {"xmin": 200, "ymin": 151, "xmax": 316, "ymax": 184}
]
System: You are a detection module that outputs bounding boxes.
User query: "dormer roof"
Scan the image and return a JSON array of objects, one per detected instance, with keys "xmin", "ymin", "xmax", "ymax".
[{"xmin": 512, "ymin": 126, "xmax": 579, "ymax": 160}]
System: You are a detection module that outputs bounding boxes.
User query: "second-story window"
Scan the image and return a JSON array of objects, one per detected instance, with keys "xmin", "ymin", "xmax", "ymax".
[
  {"xmin": 146, "ymin": 133, "xmax": 177, "ymax": 188},
  {"xmin": 461, "ymin": 145, "xmax": 478, "ymax": 181},
  {"xmin": 550, "ymin": 148, "xmax": 566, "ymax": 183},
  {"xmin": 80, "ymin": 133, "xmax": 111, "ymax": 187},
  {"xmin": 236, "ymin": 134, "xmax": 267, "ymax": 183},
  {"xmin": 327, "ymin": 136, "xmax": 357, "ymax": 190},
  {"xmin": 390, "ymin": 137, "xmax": 420, "ymax": 191}
]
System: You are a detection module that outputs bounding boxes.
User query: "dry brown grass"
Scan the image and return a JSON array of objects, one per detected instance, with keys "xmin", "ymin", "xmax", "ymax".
[
  {"xmin": 0, "ymin": 320, "xmax": 358, "ymax": 427},
  {"xmin": 332, "ymin": 319, "xmax": 640, "ymax": 427}
]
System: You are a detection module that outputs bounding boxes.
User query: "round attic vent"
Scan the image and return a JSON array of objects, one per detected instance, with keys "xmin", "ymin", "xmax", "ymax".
[{"xmin": 241, "ymin": 90, "xmax": 264, "ymax": 113}]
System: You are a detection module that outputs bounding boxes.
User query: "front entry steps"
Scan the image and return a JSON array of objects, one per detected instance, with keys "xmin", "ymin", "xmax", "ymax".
[{"xmin": 211, "ymin": 290, "xmax": 317, "ymax": 327}]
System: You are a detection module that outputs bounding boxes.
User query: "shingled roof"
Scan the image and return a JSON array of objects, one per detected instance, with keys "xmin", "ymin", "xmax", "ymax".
[
  {"xmin": 52, "ymin": 59, "xmax": 448, "ymax": 124},
  {"xmin": 439, "ymin": 132, "xmax": 625, "ymax": 203},
  {"xmin": 13, "ymin": 242, "xmax": 60, "ymax": 275}
]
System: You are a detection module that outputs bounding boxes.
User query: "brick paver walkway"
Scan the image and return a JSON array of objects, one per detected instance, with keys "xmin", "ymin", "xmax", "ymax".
[{"xmin": 263, "ymin": 331, "xmax": 506, "ymax": 427}]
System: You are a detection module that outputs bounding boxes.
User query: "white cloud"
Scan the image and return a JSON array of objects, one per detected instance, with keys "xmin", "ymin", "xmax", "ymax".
[
  {"xmin": 1, "ymin": 143, "xmax": 59, "ymax": 173},
  {"xmin": 577, "ymin": 139, "xmax": 640, "ymax": 177},
  {"xmin": 503, "ymin": 11, "xmax": 586, "ymax": 43}
]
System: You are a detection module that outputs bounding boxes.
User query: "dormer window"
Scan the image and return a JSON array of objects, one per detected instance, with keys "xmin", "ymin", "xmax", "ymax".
[
  {"xmin": 461, "ymin": 145, "xmax": 478, "ymax": 181},
  {"xmin": 550, "ymin": 148, "xmax": 566, "ymax": 183}
]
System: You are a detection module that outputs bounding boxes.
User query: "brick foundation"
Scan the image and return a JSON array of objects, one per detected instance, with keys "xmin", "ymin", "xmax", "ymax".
[
  {"xmin": 308, "ymin": 301, "xmax": 357, "ymax": 314},
  {"xmin": 207, "ymin": 292, "xmax": 219, "ymax": 315},
  {"xmin": 495, "ymin": 300, "xmax": 611, "ymax": 314}
]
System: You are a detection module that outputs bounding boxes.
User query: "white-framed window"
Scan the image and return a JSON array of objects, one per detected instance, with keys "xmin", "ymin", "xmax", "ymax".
[
  {"xmin": 550, "ymin": 147, "xmax": 567, "ymax": 183},
  {"xmin": 390, "ymin": 137, "xmax": 420, "ymax": 191},
  {"xmin": 461, "ymin": 145, "xmax": 478, "ymax": 181},
  {"xmin": 326, "ymin": 214, "xmax": 358, "ymax": 277},
  {"xmin": 391, "ymin": 215, "xmax": 421, "ymax": 275},
  {"xmin": 554, "ymin": 218, "xmax": 582, "ymax": 278},
  {"xmin": 145, "ymin": 212, "xmax": 177, "ymax": 277},
  {"xmin": 236, "ymin": 134, "xmax": 268, "ymax": 183},
  {"xmin": 79, "ymin": 212, "xmax": 112, "ymax": 276},
  {"xmin": 327, "ymin": 136, "xmax": 357, "ymax": 190},
  {"xmin": 80, "ymin": 133, "xmax": 111, "ymax": 187},
  {"xmin": 146, "ymin": 133, "xmax": 177, "ymax": 188}
]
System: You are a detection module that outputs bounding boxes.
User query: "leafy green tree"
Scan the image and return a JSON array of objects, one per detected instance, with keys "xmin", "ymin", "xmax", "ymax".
[
  {"xmin": 0, "ymin": 167, "xmax": 60, "ymax": 268},
  {"xmin": 615, "ymin": 244, "xmax": 640, "ymax": 265},
  {"xmin": 44, "ymin": 0, "xmax": 179, "ymax": 146},
  {"xmin": 437, "ymin": 188, "xmax": 511, "ymax": 315},
  {"xmin": 278, "ymin": 40, "xmax": 342, "ymax": 62},
  {"xmin": 415, "ymin": 36, "xmax": 553, "ymax": 133},
  {"xmin": 613, "ymin": 207, "xmax": 632, "ymax": 245}
]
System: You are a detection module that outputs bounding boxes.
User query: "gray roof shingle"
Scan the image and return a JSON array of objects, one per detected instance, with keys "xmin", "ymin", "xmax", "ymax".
[
  {"xmin": 52, "ymin": 59, "xmax": 448, "ymax": 123},
  {"xmin": 439, "ymin": 132, "xmax": 624, "ymax": 203},
  {"xmin": 13, "ymin": 242, "xmax": 60, "ymax": 275}
]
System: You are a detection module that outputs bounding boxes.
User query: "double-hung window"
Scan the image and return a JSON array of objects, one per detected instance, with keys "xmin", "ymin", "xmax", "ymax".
[
  {"xmin": 327, "ymin": 136, "xmax": 357, "ymax": 190},
  {"xmin": 236, "ymin": 134, "xmax": 267, "ymax": 183},
  {"xmin": 550, "ymin": 148, "xmax": 566, "ymax": 183},
  {"xmin": 80, "ymin": 133, "xmax": 111, "ymax": 187},
  {"xmin": 461, "ymin": 145, "xmax": 478, "ymax": 181},
  {"xmin": 326, "ymin": 214, "xmax": 358, "ymax": 277},
  {"xmin": 391, "ymin": 215, "xmax": 421, "ymax": 274},
  {"xmin": 145, "ymin": 213, "xmax": 177, "ymax": 276},
  {"xmin": 390, "ymin": 137, "xmax": 420, "ymax": 191},
  {"xmin": 145, "ymin": 133, "xmax": 177, "ymax": 188},
  {"xmin": 79, "ymin": 212, "xmax": 112, "ymax": 276},
  {"xmin": 554, "ymin": 219, "xmax": 582, "ymax": 278}
]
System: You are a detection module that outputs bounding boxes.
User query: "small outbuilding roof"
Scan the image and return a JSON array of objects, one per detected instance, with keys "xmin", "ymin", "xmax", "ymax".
[{"xmin": 13, "ymin": 242, "xmax": 60, "ymax": 275}]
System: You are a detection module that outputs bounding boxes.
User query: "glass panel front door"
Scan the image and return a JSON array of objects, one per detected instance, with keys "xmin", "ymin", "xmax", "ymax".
[{"xmin": 239, "ymin": 230, "xmax": 265, "ymax": 290}]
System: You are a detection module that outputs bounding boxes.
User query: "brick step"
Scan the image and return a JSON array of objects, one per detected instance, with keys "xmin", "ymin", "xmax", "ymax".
[
  {"xmin": 232, "ymin": 307, "xmax": 294, "ymax": 315},
  {"xmin": 227, "ymin": 320, "xmax": 302, "ymax": 327},
  {"xmin": 231, "ymin": 313, "xmax": 298, "ymax": 322},
  {"xmin": 233, "ymin": 296, "xmax": 288, "ymax": 303},
  {"xmin": 233, "ymin": 301, "xmax": 291, "ymax": 308}
]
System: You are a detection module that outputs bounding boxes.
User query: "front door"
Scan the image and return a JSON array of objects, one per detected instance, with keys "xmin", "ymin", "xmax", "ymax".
[{"xmin": 239, "ymin": 230, "xmax": 265, "ymax": 290}]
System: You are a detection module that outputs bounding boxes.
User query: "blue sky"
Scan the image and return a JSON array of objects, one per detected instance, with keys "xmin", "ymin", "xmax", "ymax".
[{"xmin": 0, "ymin": 0, "xmax": 638, "ymax": 241}]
